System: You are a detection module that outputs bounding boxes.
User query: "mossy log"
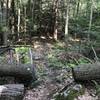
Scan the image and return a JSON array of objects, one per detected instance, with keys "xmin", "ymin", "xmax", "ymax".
[
  {"xmin": 0, "ymin": 63, "xmax": 36, "ymax": 84},
  {"xmin": 0, "ymin": 84, "xmax": 24, "ymax": 100},
  {"xmin": 72, "ymin": 62, "xmax": 100, "ymax": 81}
]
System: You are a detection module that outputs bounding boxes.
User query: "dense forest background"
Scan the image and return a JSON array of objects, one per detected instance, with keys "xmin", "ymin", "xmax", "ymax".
[{"xmin": 0, "ymin": 0, "xmax": 100, "ymax": 45}]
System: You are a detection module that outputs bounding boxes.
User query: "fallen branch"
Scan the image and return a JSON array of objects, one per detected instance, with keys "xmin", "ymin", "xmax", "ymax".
[
  {"xmin": 81, "ymin": 55, "xmax": 93, "ymax": 63},
  {"xmin": 91, "ymin": 46, "xmax": 99, "ymax": 61}
]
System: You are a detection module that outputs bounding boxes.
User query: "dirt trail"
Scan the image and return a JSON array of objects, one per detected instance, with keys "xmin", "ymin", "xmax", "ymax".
[
  {"xmin": 23, "ymin": 41, "xmax": 98, "ymax": 100},
  {"xmin": 23, "ymin": 41, "xmax": 73, "ymax": 100}
]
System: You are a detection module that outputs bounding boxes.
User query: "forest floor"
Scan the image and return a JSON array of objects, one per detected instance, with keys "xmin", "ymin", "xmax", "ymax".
[{"xmin": 23, "ymin": 38, "xmax": 99, "ymax": 100}]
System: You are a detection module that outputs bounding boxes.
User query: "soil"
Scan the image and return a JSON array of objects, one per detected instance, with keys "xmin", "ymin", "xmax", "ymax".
[
  {"xmin": 0, "ymin": 39, "xmax": 99, "ymax": 100},
  {"xmin": 23, "ymin": 40, "xmax": 99, "ymax": 100}
]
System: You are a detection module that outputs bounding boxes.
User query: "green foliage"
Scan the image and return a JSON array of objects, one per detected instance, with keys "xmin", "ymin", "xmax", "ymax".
[
  {"xmin": 0, "ymin": 25, "xmax": 8, "ymax": 32},
  {"xmin": 55, "ymin": 85, "xmax": 84, "ymax": 100},
  {"xmin": 92, "ymin": 80, "xmax": 100, "ymax": 95},
  {"xmin": 78, "ymin": 58, "xmax": 89, "ymax": 64},
  {"xmin": 15, "ymin": 47, "xmax": 31, "ymax": 64},
  {"xmin": 15, "ymin": 47, "xmax": 29, "ymax": 53},
  {"xmin": 47, "ymin": 51, "xmax": 66, "ymax": 69},
  {"xmin": 21, "ymin": 0, "xmax": 29, "ymax": 5},
  {"xmin": 47, "ymin": 42, "xmax": 90, "ymax": 69}
]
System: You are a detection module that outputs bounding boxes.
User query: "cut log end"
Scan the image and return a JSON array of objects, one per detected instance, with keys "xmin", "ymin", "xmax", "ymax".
[
  {"xmin": 0, "ymin": 63, "xmax": 37, "ymax": 85},
  {"xmin": 0, "ymin": 84, "xmax": 24, "ymax": 100},
  {"xmin": 72, "ymin": 62, "xmax": 100, "ymax": 81}
]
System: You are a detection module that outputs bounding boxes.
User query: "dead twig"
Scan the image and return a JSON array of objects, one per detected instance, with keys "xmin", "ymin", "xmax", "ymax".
[
  {"xmin": 69, "ymin": 56, "xmax": 79, "ymax": 65},
  {"xmin": 91, "ymin": 46, "xmax": 99, "ymax": 61},
  {"xmin": 81, "ymin": 55, "xmax": 93, "ymax": 63}
]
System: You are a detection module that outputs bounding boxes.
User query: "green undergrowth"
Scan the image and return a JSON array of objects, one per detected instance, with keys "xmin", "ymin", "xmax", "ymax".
[
  {"xmin": 47, "ymin": 42, "xmax": 91, "ymax": 69},
  {"xmin": 55, "ymin": 87, "xmax": 84, "ymax": 100},
  {"xmin": 15, "ymin": 47, "xmax": 31, "ymax": 64},
  {"xmin": 47, "ymin": 53, "xmax": 90, "ymax": 68},
  {"xmin": 0, "ymin": 46, "xmax": 32, "ymax": 64}
]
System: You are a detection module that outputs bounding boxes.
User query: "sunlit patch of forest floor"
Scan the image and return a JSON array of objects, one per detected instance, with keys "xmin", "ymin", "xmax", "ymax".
[{"xmin": 24, "ymin": 39, "xmax": 99, "ymax": 100}]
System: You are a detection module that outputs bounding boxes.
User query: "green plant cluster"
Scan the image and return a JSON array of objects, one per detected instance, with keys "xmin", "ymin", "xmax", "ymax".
[
  {"xmin": 47, "ymin": 43, "xmax": 90, "ymax": 69},
  {"xmin": 55, "ymin": 87, "xmax": 84, "ymax": 100},
  {"xmin": 15, "ymin": 47, "xmax": 31, "ymax": 64}
]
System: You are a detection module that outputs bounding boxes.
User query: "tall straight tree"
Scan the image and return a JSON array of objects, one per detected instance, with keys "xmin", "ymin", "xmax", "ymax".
[
  {"xmin": 17, "ymin": 0, "xmax": 21, "ymax": 40},
  {"xmin": 64, "ymin": 0, "xmax": 70, "ymax": 42},
  {"xmin": 6, "ymin": 0, "xmax": 9, "ymax": 26},
  {"xmin": 53, "ymin": 0, "xmax": 59, "ymax": 41},
  {"xmin": 76, "ymin": 0, "xmax": 80, "ymax": 18},
  {"xmin": 10, "ymin": 0, "xmax": 16, "ymax": 34},
  {"xmin": 88, "ymin": 0, "xmax": 93, "ymax": 40},
  {"xmin": 31, "ymin": 0, "xmax": 35, "ymax": 31}
]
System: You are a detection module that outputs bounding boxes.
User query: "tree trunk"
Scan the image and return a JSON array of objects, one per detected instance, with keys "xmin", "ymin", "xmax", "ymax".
[
  {"xmin": 17, "ymin": 0, "xmax": 21, "ymax": 40},
  {"xmin": 0, "ymin": 63, "xmax": 36, "ymax": 83},
  {"xmin": 65, "ymin": 5, "xmax": 69, "ymax": 38},
  {"xmin": 10, "ymin": 0, "xmax": 15, "ymax": 34},
  {"xmin": 64, "ymin": 0, "xmax": 70, "ymax": 42},
  {"xmin": 3, "ymin": 33, "xmax": 8, "ymax": 45},
  {"xmin": 32, "ymin": 0, "xmax": 35, "ymax": 31},
  {"xmin": 88, "ymin": 0, "xmax": 93, "ymax": 40},
  {"xmin": 0, "ymin": 84, "xmax": 24, "ymax": 100},
  {"xmin": 24, "ymin": 6, "xmax": 27, "ymax": 45},
  {"xmin": 72, "ymin": 62, "xmax": 100, "ymax": 81},
  {"xmin": 53, "ymin": 0, "xmax": 59, "ymax": 41},
  {"xmin": 76, "ymin": 0, "xmax": 80, "ymax": 17},
  {"xmin": 6, "ymin": 0, "xmax": 8, "ymax": 26}
]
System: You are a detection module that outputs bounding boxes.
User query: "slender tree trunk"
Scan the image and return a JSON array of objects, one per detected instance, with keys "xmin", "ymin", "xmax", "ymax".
[
  {"xmin": 6, "ymin": 0, "xmax": 12, "ymax": 25},
  {"xmin": 86, "ymin": 1, "xmax": 90, "ymax": 17},
  {"xmin": 17, "ymin": 0, "xmax": 21, "ymax": 41},
  {"xmin": 65, "ymin": 0, "xmax": 70, "ymax": 42},
  {"xmin": 0, "ymin": 2, "xmax": 3, "ymax": 45},
  {"xmin": 65, "ymin": 7, "xmax": 69, "ymax": 37},
  {"xmin": 88, "ymin": 0, "xmax": 93, "ymax": 40},
  {"xmin": 10, "ymin": 0, "xmax": 15, "ymax": 35},
  {"xmin": 24, "ymin": 6, "xmax": 27, "ymax": 45},
  {"xmin": 32, "ymin": 0, "xmax": 35, "ymax": 31},
  {"xmin": 76, "ymin": 0, "xmax": 80, "ymax": 18},
  {"xmin": 1, "ymin": 1, "xmax": 3, "ymax": 24},
  {"xmin": 6, "ymin": 0, "xmax": 9, "ymax": 26},
  {"xmin": 53, "ymin": 0, "xmax": 59, "ymax": 41}
]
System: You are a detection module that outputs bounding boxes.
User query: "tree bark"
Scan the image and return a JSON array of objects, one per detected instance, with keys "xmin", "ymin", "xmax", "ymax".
[
  {"xmin": 76, "ymin": 0, "xmax": 80, "ymax": 17},
  {"xmin": 0, "ymin": 84, "xmax": 24, "ymax": 100},
  {"xmin": 17, "ymin": 0, "xmax": 21, "ymax": 40},
  {"xmin": 53, "ymin": 0, "xmax": 59, "ymax": 41},
  {"xmin": 64, "ymin": 0, "xmax": 70, "ymax": 43},
  {"xmin": 72, "ymin": 62, "xmax": 100, "ymax": 81},
  {"xmin": 88, "ymin": 0, "xmax": 93, "ymax": 40},
  {"xmin": 0, "ymin": 63, "xmax": 36, "ymax": 83}
]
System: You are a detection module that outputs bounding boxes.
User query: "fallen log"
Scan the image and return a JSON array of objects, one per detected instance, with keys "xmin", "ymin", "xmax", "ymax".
[
  {"xmin": 0, "ymin": 84, "xmax": 24, "ymax": 100},
  {"xmin": 0, "ymin": 63, "xmax": 36, "ymax": 84},
  {"xmin": 72, "ymin": 62, "xmax": 100, "ymax": 81}
]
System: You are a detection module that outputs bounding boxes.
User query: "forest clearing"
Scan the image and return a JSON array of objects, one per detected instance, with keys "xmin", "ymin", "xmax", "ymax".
[{"xmin": 0, "ymin": 0, "xmax": 100, "ymax": 100}]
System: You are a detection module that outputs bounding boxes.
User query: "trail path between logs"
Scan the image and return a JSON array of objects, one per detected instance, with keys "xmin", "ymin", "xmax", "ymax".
[{"xmin": 23, "ymin": 41, "xmax": 98, "ymax": 100}]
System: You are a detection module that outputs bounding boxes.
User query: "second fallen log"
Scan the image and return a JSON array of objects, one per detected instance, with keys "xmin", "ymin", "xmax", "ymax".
[
  {"xmin": 0, "ymin": 84, "xmax": 24, "ymax": 100},
  {"xmin": 72, "ymin": 62, "xmax": 100, "ymax": 81}
]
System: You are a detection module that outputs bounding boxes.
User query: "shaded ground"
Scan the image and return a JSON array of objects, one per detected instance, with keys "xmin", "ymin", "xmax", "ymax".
[{"xmin": 23, "ymin": 40, "xmax": 99, "ymax": 100}]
